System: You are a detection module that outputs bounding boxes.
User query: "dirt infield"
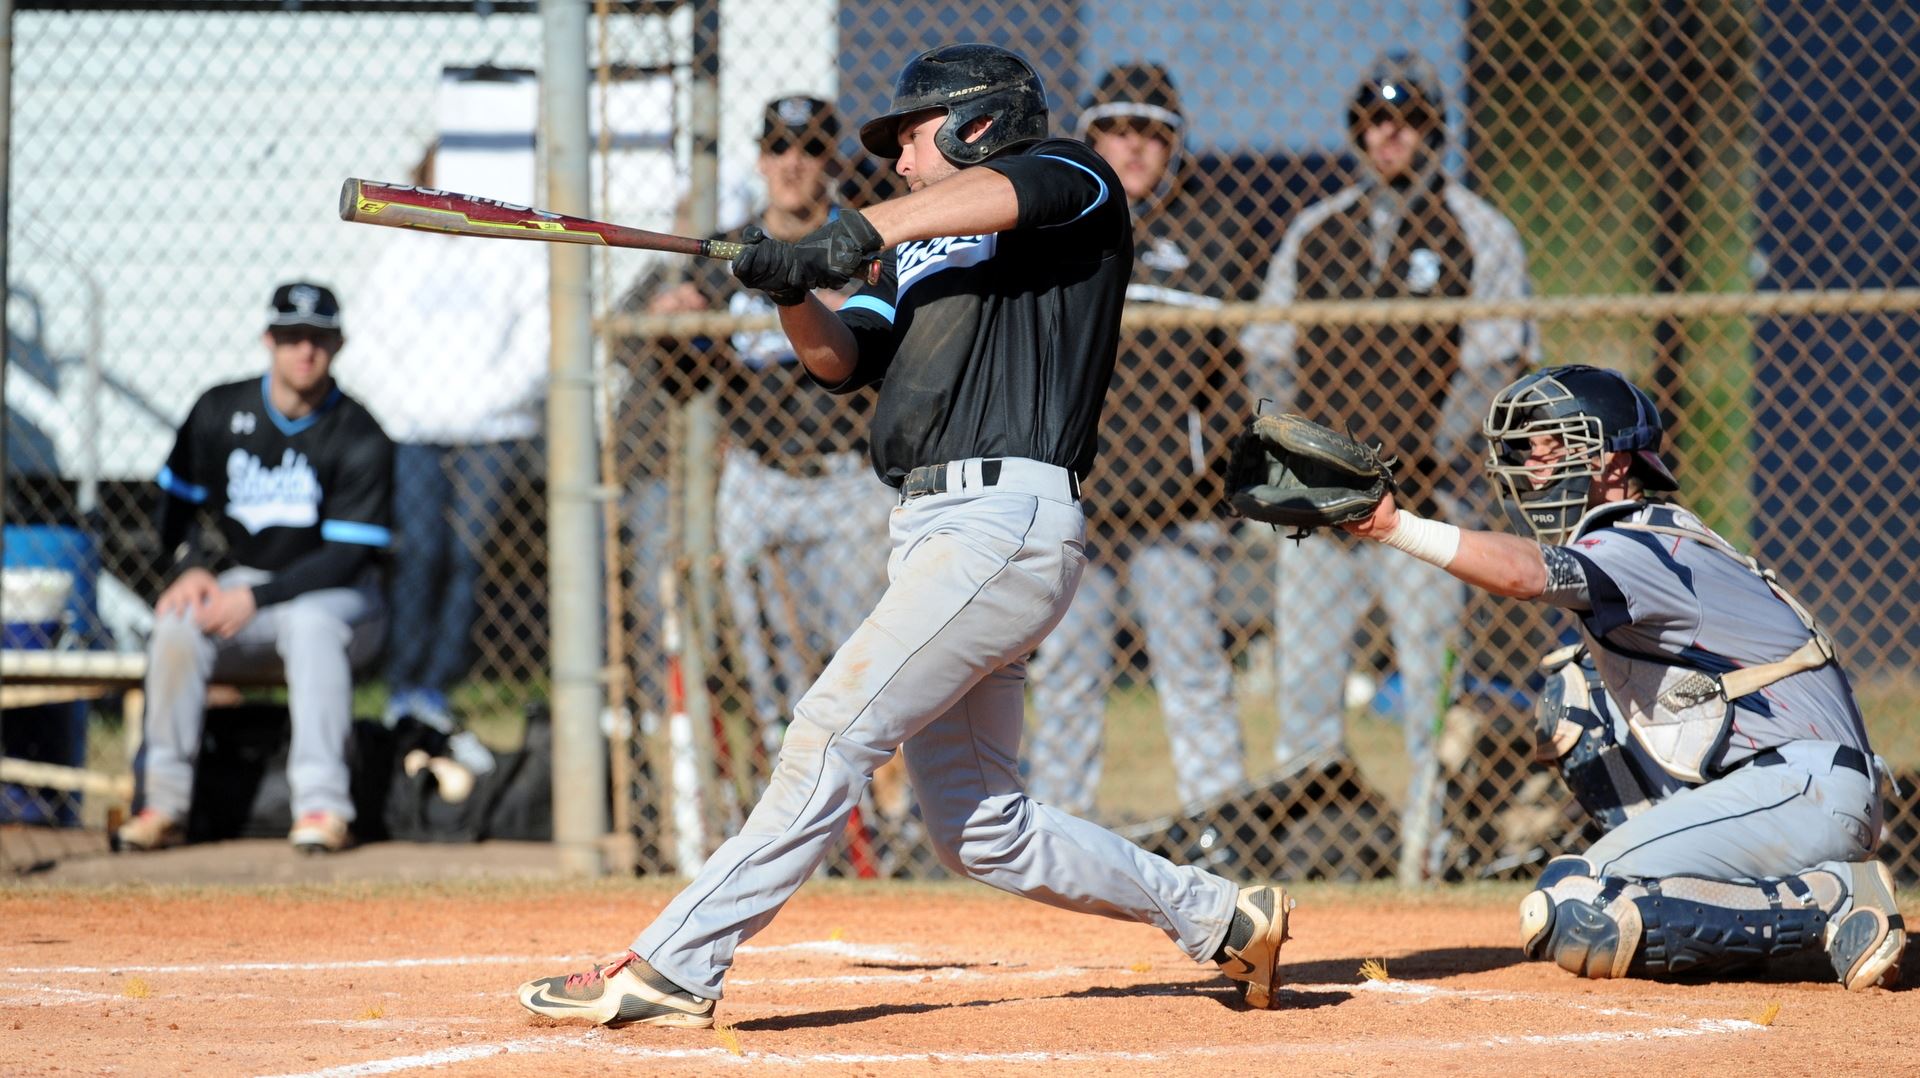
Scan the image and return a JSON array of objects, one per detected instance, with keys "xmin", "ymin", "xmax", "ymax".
[{"xmin": 4, "ymin": 878, "xmax": 1914, "ymax": 1076}]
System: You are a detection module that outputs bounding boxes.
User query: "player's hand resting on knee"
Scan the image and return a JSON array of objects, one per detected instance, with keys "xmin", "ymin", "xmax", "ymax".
[
  {"xmin": 196, "ymin": 585, "xmax": 258, "ymax": 639},
  {"xmin": 157, "ymin": 568, "xmax": 220, "ymax": 618}
]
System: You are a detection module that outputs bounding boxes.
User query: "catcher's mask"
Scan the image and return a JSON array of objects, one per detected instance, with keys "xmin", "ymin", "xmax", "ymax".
[
  {"xmin": 858, "ymin": 43, "xmax": 1049, "ymax": 166},
  {"xmin": 1483, "ymin": 365, "xmax": 1678, "ymax": 544}
]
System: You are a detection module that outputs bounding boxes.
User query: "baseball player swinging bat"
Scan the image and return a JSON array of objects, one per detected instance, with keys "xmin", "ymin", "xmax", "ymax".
[{"xmin": 339, "ymin": 179, "xmax": 881, "ymax": 281}]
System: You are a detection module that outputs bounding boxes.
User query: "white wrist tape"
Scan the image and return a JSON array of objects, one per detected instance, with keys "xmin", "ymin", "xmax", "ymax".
[{"xmin": 1381, "ymin": 509, "xmax": 1461, "ymax": 569}]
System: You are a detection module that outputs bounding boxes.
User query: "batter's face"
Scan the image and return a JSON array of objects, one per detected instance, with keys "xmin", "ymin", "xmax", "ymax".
[
  {"xmin": 1090, "ymin": 118, "xmax": 1174, "ymax": 202},
  {"xmin": 265, "ymin": 327, "xmax": 341, "ymax": 398},
  {"xmin": 894, "ymin": 111, "xmax": 961, "ymax": 191},
  {"xmin": 1362, "ymin": 119, "xmax": 1421, "ymax": 179},
  {"xmin": 758, "ymin": 136, "xmax": 834, "ymax": 214}
]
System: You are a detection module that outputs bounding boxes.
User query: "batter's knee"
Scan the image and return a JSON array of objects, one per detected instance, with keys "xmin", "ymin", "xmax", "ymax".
[
  {"xmin": 1518, "ymin": 855, "xmax": 1641, "ymax": 980},
  {"xmin": 927, "ymin": 793, "xmax": 1032, "ymax": 881}
]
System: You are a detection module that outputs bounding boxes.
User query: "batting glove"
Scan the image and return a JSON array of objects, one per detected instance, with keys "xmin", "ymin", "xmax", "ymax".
[
  {"xmin": 790, "ymin": 209, "xmax": 884, "ymax": 289},
  {"xmin": 731, "ymin": 227, "xmax": 808, "ymax": 306}
]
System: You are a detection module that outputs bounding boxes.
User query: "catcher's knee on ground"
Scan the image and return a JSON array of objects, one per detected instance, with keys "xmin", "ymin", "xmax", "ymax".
[{"xmin": 1519, "ymin": 855, "xmax": 1839, "ymax": 980}]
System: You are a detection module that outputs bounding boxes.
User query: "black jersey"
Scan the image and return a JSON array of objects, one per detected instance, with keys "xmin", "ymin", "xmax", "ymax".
[
  {"xmin": 820, "ymin": 139, "xmax": 1132, "ymax": 486},
  {"xmin": 156, "ymin": 376, "xmax": 394, "ymax": 606}
]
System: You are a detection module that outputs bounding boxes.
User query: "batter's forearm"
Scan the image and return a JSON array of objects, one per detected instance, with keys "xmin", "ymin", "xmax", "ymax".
[
  {"xmin": 860, "ymin": 169, "xmax": 1019, "ymax": 246},
  {"xmin": 777, "ymin": 295, "xmax": 862, "ymax": 385}
]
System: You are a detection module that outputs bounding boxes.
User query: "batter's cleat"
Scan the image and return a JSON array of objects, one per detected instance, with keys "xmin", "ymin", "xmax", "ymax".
[
  {"xmin": 1827, "ymin": 860, "xmax": 1905, "ymax": 991},
  {"xmin": 1215, "ymin": 884, "xmax": 1295, "ymax": 1008},
  {"xmin": 115, "ymin": 809, "xmax": 184, "ymax": 852},
  {"xmin": 518, "ymin": 951, "xmax": 715, "ymax": 1028},
  {"xmin": 289, "ymin": 811, "xmax": 351, "ymax": 854}
]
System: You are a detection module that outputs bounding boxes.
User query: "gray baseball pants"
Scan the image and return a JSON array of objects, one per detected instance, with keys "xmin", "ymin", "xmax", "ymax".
[
  {"xmin": 631, "ymin": 458, "xmax": 1240, "ymax": 998},
  {"xmin": 716, "ymin": 448, "xmax": 891, "ymax": 755},
  {"xmin": 1028, "ymin": 522, "xmax": 1244, "ymax": 814},
  {"xmin": 140, "ymin": 567, "xmax": 386, "ymax": 823},
  {"xmin": 1582, "ymin": 739, "xmax": 1880, "ymax": 879}
]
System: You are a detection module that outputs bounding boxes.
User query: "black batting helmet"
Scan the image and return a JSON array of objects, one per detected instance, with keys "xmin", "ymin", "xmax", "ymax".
[
  {"xmin": 857, "ymin": 43, "xmax": 1049, "ymax": 166},
  {"xmin": 1483, "ymin": 364, "xmax": 1678, "ymax": 543}
]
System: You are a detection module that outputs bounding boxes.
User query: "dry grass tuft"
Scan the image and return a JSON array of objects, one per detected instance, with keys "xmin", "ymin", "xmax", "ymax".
[{"xmin": 1358, "ymin": 958, "xmax": 1391, "ymax": 982}]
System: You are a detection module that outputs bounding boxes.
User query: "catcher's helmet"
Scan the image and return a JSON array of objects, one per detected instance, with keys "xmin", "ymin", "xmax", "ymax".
[
  {"xmin": 857, "ymin": 43, "xmax": 1049, "ymax": 166},
  {"xmin": 1483, "ymin": 364, "xmax": 1678, "ymax": 544}
]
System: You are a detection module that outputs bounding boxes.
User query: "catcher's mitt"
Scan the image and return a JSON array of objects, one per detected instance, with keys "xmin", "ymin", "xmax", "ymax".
[{"xmin": 1225, "ymin": 413, "xmax": 1395, "ymax": 534}]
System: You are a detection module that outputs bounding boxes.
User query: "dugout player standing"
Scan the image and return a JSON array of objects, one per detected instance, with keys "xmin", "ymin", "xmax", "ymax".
[
  {"xmin": 1241, "ymin": 50, "xmax": 1537, "ymax": 865},
  {"xmin": 519, "ymin": 43, "xmax": 1291, "ymax": 1027},
  {"xmin": 1026, "ymin": 62, "xmax": 1249, "ymax": 815},
  {"xmin": 644, "ymin": 95, "xmax": 893, "ymax": 758},
  {"xmin": 116, "ymin": 283, "xmax": 393, "ymax": 855},
  {"xmin": 1343, "ymin": 364, "xmax": 1904, "ymax": 991}
]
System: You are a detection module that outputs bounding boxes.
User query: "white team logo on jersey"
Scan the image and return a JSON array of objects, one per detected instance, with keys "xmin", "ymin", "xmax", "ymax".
[
  {"xmin": 230, "ymin": 411, "xmax": 257, "ymax": 435},
  {"xmin": 896, "ymin": 234, "xmax": 998, "ymax": 298},
  {"xmin": 224, "ymin": 448, "xmax": 321, "ymax": 534},
  {"xmin": 1408, "ymin": 248, "xmax": 1442, "ymax": 294}
]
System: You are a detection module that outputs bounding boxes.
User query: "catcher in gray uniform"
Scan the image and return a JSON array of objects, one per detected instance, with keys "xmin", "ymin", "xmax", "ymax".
[{"xmin": 1339, "ymin": 364, "xmax": 1904, "ymax": 989}]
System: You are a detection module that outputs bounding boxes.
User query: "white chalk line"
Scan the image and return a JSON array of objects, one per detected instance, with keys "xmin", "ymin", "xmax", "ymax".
[
  {"xmin": 8, "ymin": 939, "xmax": 1769, "ymax": 1074},
  {"xmin": 3, "ymin": 940, "xmax": 916, "ymax": 978},
  {"xmin": 259, "ymin": 1003, "xmax": 1769, "ymax": 1078}
]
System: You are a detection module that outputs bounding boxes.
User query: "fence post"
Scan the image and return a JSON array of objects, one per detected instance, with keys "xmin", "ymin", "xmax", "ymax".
[{"xmin": 542, "ymin": 0, "xmax": 608, "ymax": 877}]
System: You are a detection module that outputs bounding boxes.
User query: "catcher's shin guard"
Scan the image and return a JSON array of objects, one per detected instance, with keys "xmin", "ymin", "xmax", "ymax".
[{"xmin": 1521, "ymin": 858, "xmax": 1842, "ymax": 981}]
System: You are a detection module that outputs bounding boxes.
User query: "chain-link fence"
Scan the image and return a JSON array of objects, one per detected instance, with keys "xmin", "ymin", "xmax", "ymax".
[{"xmin": 4, "ymin": 2, "xmax": 1916, "ymax": 883}]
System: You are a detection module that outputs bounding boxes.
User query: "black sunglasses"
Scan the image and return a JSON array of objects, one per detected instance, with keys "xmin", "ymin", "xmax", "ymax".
[
  {"xmin": 763, "ymin": 134, "xmax": 832, "ymax": 158},
  {"xmin": 269, "ymin": 326, "xmax": 343, "ymax": 348}
]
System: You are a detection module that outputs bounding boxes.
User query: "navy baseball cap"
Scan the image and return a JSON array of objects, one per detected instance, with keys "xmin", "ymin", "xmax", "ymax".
[
  {"xmin": 267, "ymin": 281, "xmax": 342, "ymax": 331},
  {"xmin": 761, "ymin": 95, "xmax": 839, "ymax": 155}
]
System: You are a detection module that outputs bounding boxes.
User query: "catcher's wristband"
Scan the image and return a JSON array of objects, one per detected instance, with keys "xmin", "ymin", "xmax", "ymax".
[{"xmin": 1380, "ymin": 509, "xmax": 1461, "ymax": 569}]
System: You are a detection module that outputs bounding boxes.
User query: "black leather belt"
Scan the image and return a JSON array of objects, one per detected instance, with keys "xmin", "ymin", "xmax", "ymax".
[
  {"xmin": 1747, "ymin": 743, "xmax": 1868, "ymax": 776},
  {"xmin": 899, "ymin": 458, "xmax": 1082, "ymax": 500}
]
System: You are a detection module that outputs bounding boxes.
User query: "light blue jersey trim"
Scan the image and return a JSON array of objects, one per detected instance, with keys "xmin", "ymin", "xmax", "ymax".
[
  {"xmin": 320, "ymin": 520, "xmax": 393, "ymax": 548},
  {"xmin": 1036, "ymin": 154, "xmax": 1111, "ymax": 222},
  {"xmin": 158, "ymin": 465, "xmax": 209, "ymax": 504},
  {"xmin": 260, "ymin": 374, "xmax": 343, "ymax": 436},
  {"xmin": 840, "ymin": 295, "xmax": 897, "ymax": 324}
]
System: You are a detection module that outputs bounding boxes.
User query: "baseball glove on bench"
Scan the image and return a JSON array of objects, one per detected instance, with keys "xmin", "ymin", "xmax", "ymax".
[{"xmin": 1225, "ymin": 413, "xmax": 1396, "ymax": 536}]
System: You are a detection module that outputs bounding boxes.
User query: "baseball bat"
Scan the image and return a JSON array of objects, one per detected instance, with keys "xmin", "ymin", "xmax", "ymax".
[{"xmin": 340, "ymin": 178, "xmax": 749, "ymax": 260}]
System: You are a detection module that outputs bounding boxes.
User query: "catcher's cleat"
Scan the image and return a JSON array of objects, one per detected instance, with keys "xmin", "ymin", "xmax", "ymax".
[
  {"xmin": 115, "ymin": 808, "xmax": 184, "ymax": 852},
  {"xmin": 518, "ymin": 951, "xmax": 716, "ymax": 1028},
  {"xmin": 1827, "ymin": 860, "xmax": 1905, "ymax": 991},
  {"xmin": 1215, "ymin": 884, "xmax": 1295, "ymax": 1009}
]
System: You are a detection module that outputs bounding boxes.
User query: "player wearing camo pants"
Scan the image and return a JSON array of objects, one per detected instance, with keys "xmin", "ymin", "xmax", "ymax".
[
  {"xmin": 1242, "ymin": 54, "xmax": 1539, "ymax": 843},
  {"xmin": 645, "ymin": 96, "xmax": 893, "ymax": 755},
  {"xmin": 1343, "ymin": 364, "xmax": 1904, "ymax": 990},
  {"xmin": 518, "ymin": 44, "xmax": 1292, "ymax": 1029},
  {"xmin": 1025, "ymin": 63, "xmax": 1249, "ymax": 815},
  {"xmin": 117, "ymin": 283, "xmax": 392, "ymax": 856}
]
